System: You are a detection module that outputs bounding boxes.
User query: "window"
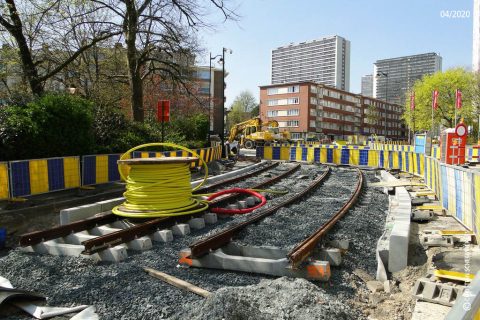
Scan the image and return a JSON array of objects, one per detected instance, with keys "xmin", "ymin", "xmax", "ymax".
[
  {"xmin": 309, "ymin": 120, "xmax": 316, "ymax": 128},
  {"xmin": 310, "ymin": 109, "xmax": 316, "ymax": 116},
  {"xmin": 287, "ymin": 109, "xmax": 299, "ymax": 116},
  {"xmin": 267, "ymin": 110, "xmax": 278, "ymax": 117},
  {"xmin": 267, "ymin": 88, "xmax": 278, "ymax": 95},
  {"xmin": 267, "ymin": 97, "xmax": 299, "ymax": 106},
  {"xmin": 310, "ymin": 97, "xmax": 317, "ymax": 105},
  {"xmin": 310, "ymin": 86, "xmax": 318, "ymax": 94},
  {"xmin": 291, "ymin": 133, "xmax": 301, "ymax": 139},
  {"xmin": 287, "ymin": 120, "xmax": 299, "ymax": 127},
  {"xmin": 288, "ymin": 85, "xmax": 299, "ymax": 93},
  {"xmin": 288, "ymin": 97, "xmax": 299, "ymax": 104}
]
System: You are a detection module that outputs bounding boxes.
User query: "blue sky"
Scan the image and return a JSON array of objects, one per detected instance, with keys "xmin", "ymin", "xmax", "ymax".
[{"xmin": 198, "ymin": 0, "xmax": 473, "ymax": 107}]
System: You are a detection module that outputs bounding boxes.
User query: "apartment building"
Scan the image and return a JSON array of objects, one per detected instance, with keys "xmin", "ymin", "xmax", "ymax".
[
  {"xmin": 259, "ymin": 82, "xmax": 406, "ymax": 140},
  {"xmin": 361, "ymin": 74, "xmax": 373, "ymax": 97},
  {"xmin": 271, "ymin": 36, "xmax": 350, "ymax": 91},
  {"xmin": 373, "ymin": 52, "xmax": 442, "ymax": 104}
]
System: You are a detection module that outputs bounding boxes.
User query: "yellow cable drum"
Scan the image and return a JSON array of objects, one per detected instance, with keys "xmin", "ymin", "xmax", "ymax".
[{"xmin": 112, "ymin": 143, "xmax": 209, "ymax": 218}]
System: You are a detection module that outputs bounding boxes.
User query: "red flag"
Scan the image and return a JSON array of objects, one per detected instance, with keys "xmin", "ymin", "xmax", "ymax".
[
  {"xmin": 455, "ymin": 89, "xmax": 462, "ymax": 109},
  {"xmin": 410, "ymin": 92, "xmax": 415, "ymax": 110},
  {"xmin": 157, "ymin": 100, "xmax": 170, "ymax": 122},
  {"xmin": 432, "ymin": 90, "xmax": 439, "ymax": 110}
]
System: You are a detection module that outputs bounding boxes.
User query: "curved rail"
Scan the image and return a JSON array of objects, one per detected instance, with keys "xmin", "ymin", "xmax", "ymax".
[
  {"xmin": 189, "ymin": 167, "xmax": 331, "ymax": 258},
  {"xmin": 287, "ymin": 168, "xmax": 363, "ymax": 268}
]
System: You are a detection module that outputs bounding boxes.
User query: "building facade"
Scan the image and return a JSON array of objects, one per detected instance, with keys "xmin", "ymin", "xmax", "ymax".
[
  {"xmin": 361, "ymin": 74, "xmax": 373, "ymax": 97},
  {"xmin": 192, "ymin": 66, "xmax": 224, "ymax": 136},
  {"xmin": 259, "ymin": 82, "xmax": 406, "ymax": 140},
  {"xmin": 271, "ymin": 36, "xmax": 350, "ymax": 91},
  {"xmin": 373, "ymin": 52, "xmax": 442, "ymax": 105}
]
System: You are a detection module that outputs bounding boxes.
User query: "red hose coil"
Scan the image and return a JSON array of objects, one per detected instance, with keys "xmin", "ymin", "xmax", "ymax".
[{"xmin": 207, "ymin": 188, "xmax": 267, "ymax": 215}]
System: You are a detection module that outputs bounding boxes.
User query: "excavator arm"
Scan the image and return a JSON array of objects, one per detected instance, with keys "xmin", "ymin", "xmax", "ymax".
[{"xmin": 227, "ymin": 117, "xmax": 262, "ymax": 142}]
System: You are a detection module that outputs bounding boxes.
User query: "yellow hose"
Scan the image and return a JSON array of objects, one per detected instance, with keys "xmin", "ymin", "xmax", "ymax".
[{"xmin": 112, "ymin": 143, "xmax": 209, "ymax": 218}]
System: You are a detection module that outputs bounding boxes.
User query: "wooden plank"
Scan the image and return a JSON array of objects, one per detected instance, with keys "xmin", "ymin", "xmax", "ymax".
[{"xmin": 144, "ymin": 267, "xmax": 211, "ymax": 298}]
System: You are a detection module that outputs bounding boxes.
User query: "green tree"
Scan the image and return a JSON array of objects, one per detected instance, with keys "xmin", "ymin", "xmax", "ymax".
[
  {"xmin": 226, "ymin": 90, "xmax": 258, "ymax": 129},
  {"xmin": 402, "ymin": 68, "xmax": 475, "ymax": 131},
  {"xmin": 365, "ymin": 104, "xmax": 380, "ymax": 134}
]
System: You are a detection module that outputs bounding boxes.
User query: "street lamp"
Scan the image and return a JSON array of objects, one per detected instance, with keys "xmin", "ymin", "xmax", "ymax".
[
  {"xmin": 219, "ymin": 47, "xmax": 232, "ymax": 157},
  {"xmin": 376, "ymin": 72, "xmax": 388, "ymax": 137},
  {"xmin": 209, "ymin": 53, "xmax": 222, "ymax": 139}
]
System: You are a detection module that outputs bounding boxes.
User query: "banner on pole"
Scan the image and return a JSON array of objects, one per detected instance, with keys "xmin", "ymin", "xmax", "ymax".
[
  {"xmin": 157, "ymin": 100, "xmax": 170, "ymax": 122},
  {"xmin": 432, "ymin": 90, "xmax": 439, "ymax": 110},
  {"xmin": 455, "ymin": 89, "xmax": 462, "ymax": 109}
]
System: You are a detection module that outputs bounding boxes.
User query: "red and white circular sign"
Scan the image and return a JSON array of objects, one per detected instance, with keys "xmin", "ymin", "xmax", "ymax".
[{"xmin": 455, "ymin": 123, "xmax": 467, "ymax": 137}]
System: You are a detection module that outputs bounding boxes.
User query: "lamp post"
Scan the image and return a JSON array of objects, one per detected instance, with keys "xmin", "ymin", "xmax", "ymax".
[
  {"xmin": 209, "ymin": 53, "xmax": 222, "ymax": 139},
  {"xmin": 376, "ymin": 72, "xmax": 388, "ymax": 138},
  {"xmin": 220, "ymin": 47, "xmax": 232, "ymax": 158}
]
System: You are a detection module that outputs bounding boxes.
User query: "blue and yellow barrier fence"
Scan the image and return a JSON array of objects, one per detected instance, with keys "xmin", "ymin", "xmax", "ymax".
[
  {"xmin": 9, "ymin": 157, "xmax": 80, "ymax": 198},
  {"xmin": 0, "ymin": 162, "xmax": 9, "ymax": 200},
  {"xmin": 1, "ymin": 145, "xmax": 223, "ymax": 198}
]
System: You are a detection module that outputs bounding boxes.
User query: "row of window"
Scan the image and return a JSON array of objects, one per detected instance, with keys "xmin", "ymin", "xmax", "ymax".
[
  {"xmin": 278, "ymin": 120, "xmax": 299, "ymax": 128},
  {"xmin": 266, "ymin": 109, "xmax": 300, "ymax": 117},
  {"xmin": 321, "ymin": 100, "xmax": 356, "ymax": 113},
  {"xmin": 267, "ymin": 85, "xmax": 299, "ymax": 95},
  {"xmin": 267, "ymin": 97, "xmax": 299, "ymax": 106}
]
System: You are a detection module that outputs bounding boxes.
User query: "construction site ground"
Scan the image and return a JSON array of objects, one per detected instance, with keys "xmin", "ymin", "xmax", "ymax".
[{"xmin": 0, "ymin": 158, "xmax": 477, "ymax": 319}]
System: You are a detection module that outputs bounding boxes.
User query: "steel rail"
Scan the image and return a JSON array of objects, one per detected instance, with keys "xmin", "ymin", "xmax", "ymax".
[
  {"xmin": 80, "ymin": 163, "xmax": 302, "ymax": 255},
  {"xmin": 208, "ymin": 163, "xmax": 301, "ymax": 208},
  {"xmin": 188, "ymin": 167, "xmax": 331, "ymax": 258},
  {"xmin": 194, "ymin": 162, "xmax": 279, "ymax": 194},
  {"xmin": 19, "ymin": 214, "xmax": 121, "ymax": 247},
  {"xmin": 287, "ymin": 168, "xmax": 363, "ymax": 268},
  {"xmin": 18, "ymin": 162, "xmax": 281, "ymax": 248}
]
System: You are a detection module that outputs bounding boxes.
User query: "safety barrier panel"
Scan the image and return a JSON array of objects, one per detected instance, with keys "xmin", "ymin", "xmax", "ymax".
[
  {"xmin": 467, "ymin": 147, "xmax": 480, "ymax": 162},
  {"xmin": 269, "ymin": 143, "xmax": 371, "ymax": 150},
  {"xmin": 0, "ymin": 162, "xmax": 9, "ymax": 200},
  {"xmin": 82, "ymin": 154, "xmax": 121, "ymax": 186},
  {"xmin": 370, "ymin": 143, "xmax": 414, "ymax": 152},
  {"xmin": 9, "ymin": 157, "xmax": 80, "ymax": 197}
]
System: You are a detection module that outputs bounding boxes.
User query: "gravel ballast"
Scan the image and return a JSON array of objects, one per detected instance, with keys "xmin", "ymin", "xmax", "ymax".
[{"xmin": 0, "ymin": 165, "xmax": 388, "ymax": 320}]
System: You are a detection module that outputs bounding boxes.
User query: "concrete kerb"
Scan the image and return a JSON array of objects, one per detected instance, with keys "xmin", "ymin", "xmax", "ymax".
[{"xmin": 375, "ymin": 170, "xmax": 411, "ymax": 278}]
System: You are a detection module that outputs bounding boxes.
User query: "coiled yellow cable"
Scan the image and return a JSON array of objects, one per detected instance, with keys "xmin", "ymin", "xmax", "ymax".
[{"xmin": 112, "ymin": 143, "xmax": 210, "ymax": 218}]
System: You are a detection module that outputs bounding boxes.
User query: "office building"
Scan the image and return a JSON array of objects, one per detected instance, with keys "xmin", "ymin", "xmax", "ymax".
[
  {"xmin": 361, "ymin": 74, "xmax": 373, "ymax": 97},
  {"xmin": 271, "ymin": 36, "xmax": 350, "ymax": 91},
  {"xmin": 373, "ymin": 53, "xmax": 442, "ymax": 105},
  {"xmin": 259, "ymin": 81, "xmax": 406, "ymax": 140}
]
